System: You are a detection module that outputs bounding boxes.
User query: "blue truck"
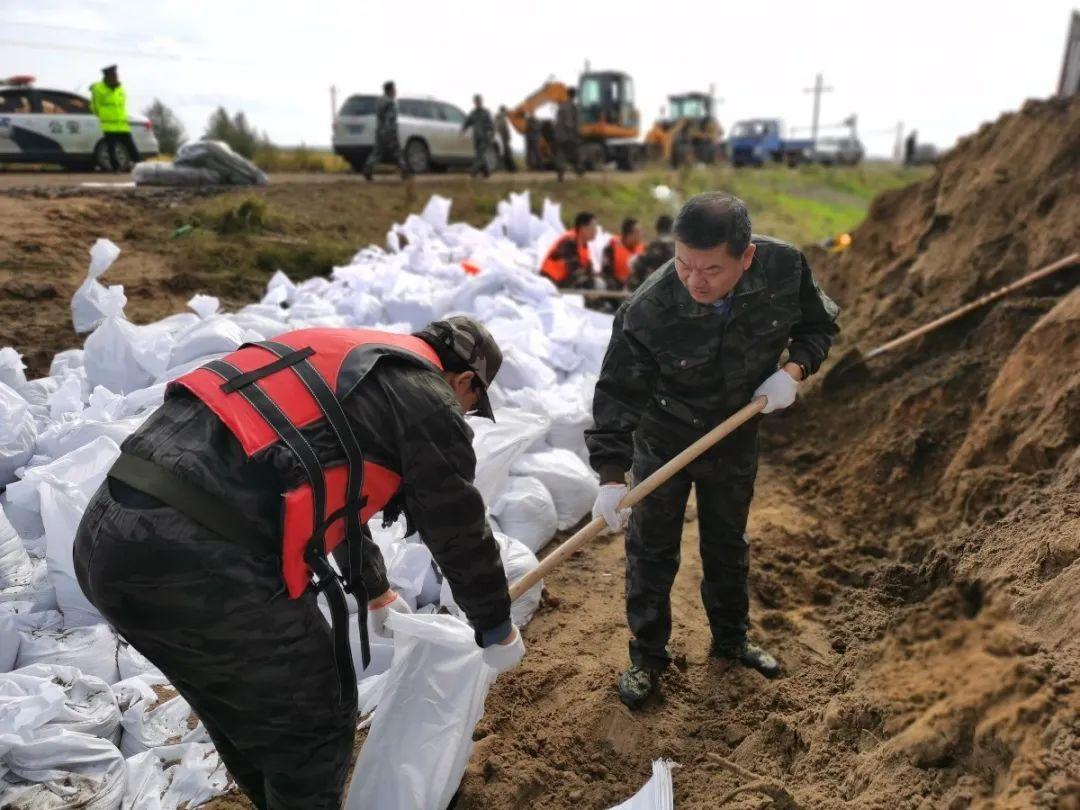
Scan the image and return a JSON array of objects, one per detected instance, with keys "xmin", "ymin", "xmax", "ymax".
[{"xmin": 727, "ymin": 118, "xmax": 815, "ymax": 167}]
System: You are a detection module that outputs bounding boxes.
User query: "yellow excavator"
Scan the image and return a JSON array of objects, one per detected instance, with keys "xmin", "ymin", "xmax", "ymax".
[
  {"xmin": 508, "ymin": 70, "xmax": 644, "ymax": 171},
  {"xmin": 644, "ymin": 91, "xmax": 724, "ymax": 167}
]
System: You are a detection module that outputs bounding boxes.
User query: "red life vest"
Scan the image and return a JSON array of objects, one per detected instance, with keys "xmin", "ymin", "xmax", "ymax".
[
  {"xmin": 608, "ymin": 236, "xmax": 644, "ymax": 284},
  {"xmin": 170, "ymin": 328, "xmax": 443, "ymax": 600},
  {"xmin": 541, "ymin": 230, "xmax": 591, "ymax": 285}
]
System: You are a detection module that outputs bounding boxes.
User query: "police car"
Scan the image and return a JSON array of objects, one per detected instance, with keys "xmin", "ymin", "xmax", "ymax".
[{"xmin": 0, "ymin": 76, "xmax": 159, "ymax": 170}]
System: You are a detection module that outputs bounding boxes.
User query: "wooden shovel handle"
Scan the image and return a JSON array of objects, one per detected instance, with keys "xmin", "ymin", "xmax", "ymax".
[
  {"xmin": 508, "ymin": 397, "xmax": 768, "ymax": 601},
  {"xmin": 865, "ymin": 252, "xmax": 1079, "ymax": 360}
]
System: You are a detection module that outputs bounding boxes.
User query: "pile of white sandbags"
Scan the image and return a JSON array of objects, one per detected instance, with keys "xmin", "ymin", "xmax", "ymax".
[{"xmin": 0, "ymin": 191, "xmax": 615, "ymax": 809}]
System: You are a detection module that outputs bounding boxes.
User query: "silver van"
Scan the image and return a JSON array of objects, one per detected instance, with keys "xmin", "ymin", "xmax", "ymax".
[{"xmin": 332, "ymin": 94, "xmax": 498, "ymax": 174}]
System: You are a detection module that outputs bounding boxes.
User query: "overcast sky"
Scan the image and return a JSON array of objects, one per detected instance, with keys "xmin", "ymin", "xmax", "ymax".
[{"xmin": 4, "ymin": 0, "xmax": 1076, "ymax": 158}]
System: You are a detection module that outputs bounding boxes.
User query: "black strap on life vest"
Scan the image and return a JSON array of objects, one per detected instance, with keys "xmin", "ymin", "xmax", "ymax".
[
  {"xmin": 248, "ymin": 340, "xmax": 372, "ymax": 665},
  {"xmin": 203, "ymin": 351, "xmax": 369, "ymax": 698}
]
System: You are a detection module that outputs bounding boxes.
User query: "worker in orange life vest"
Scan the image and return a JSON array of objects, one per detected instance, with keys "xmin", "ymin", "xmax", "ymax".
[
  {"xmin": 540, "ymin": 211, "xmax": 598, "ymax": 288},
  {"xmin": 601, "ymin": 217, "xmax": 646, "ymax": 291}
]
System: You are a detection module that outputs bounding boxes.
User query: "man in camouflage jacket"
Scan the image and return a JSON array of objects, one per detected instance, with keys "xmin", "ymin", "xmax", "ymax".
[
  {"xmin": 585, "ymin": 192, "xmax": 839, "ymax": 709},
  {"xmin": 363, "ymin": 80, "xmax": 410, "ymax": 180},
  {"xmin": 73, "ymin": 317, "xmax": 523, "ymax": 809},
  {"xmin": 462, "ymin": 94, "xmax": 495, "ymax": 178}
]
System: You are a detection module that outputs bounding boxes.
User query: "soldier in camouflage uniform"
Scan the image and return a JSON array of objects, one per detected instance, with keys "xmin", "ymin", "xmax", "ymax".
[
  {"xmin": 585, "ymin": 192, "xmax": 839, "ymax": 710},
  {"xmin": 73, "ymin": 317, "xmax": 524, "ymax": 809},
  {"xmin": 494, "ymin": 105, "xmax": 516, "ymax": 172},
  {"xmin": 363, "ymin": 80, "xmax": 410, "ymax": 180},
  {"xmin": 554, "ymin": 87, "xmax": 583, "ymax": 181},
  {"xmin": 462, "ymin": 94, "xmax": 495, "ymax": 179}
]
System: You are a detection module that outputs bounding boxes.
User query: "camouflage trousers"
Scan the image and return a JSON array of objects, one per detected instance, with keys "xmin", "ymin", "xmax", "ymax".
[
  {"xmin": 553, "ymin": 138, "xmax": 582, "ymax": 179},
  {"xmin": 74, "ymin": 480, "xmax": 357, "ymax": 810},
  {"xmin": 363, "ymin": 135, "xmax": 408, "ymax": 174},
  {"xmin": 471, "ymin": 134, "xmax": 493, "ymax": 177},
  {"xmin": 626, "ymin": 430, "xmax": 757, "ymax": 671}
]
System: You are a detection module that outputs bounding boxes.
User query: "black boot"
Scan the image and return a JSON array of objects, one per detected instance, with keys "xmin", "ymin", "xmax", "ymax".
[
  {"xmin": 617, "ymin": 665, "xmax": 660, "ymax": 710},
  {"xmin": 711, "ymin": 640, "xmax": 781, "ymax": 679}
]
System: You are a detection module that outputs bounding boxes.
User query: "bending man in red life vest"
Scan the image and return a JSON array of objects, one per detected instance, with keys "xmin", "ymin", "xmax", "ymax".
[
  {"xmin": 73, "ymin": 317, "xmax": 522, "ymax": 810},
  {"xmin": 541, "ymin": 211, "xmax": 598, "ymax": 288}
]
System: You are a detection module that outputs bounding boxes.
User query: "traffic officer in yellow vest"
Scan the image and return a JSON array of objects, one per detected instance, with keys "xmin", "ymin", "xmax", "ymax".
[{"xmin": 90, "ymin": 65, "xmax": 140, "ymax": 172}]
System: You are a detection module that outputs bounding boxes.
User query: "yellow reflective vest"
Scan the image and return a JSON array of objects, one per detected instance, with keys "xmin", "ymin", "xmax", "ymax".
[{"xmin": 89, "ymin": 82, "xmax": 130, "ymax": 133}]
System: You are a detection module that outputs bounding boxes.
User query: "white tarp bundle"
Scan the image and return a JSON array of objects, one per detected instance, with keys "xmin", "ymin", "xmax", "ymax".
[{"xmin": 0, "ymin": 190, "xmax": 619, "ymax": 808}]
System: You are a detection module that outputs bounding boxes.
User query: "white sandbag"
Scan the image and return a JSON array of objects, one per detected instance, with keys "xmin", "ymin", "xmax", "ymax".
[
  {"xmin": 315, "ymin": 603, "xmax": 395, "ymax": 683},
  {"xmin": 122, "ymin": 742, "xmax": 230, "ymax": 810},
  {"xmin": 36, "ymin": 415, "xmax": 143, "ymax": 462},
  {"xmin": 0, "ymin": 601, "xmax": 35, "ymax": 672},
  {"xmin": 117, "ymin": 642, "xmax": 162, "ymax": 681},
  {"xmin": 0, "ymin": 504, "xmax": 32, "ymax": 589},
  {"xmin": 50, "ymin": 350, "xmax": 86, "ymax": 379},
  {"xmin": 467, "ymin": 408, "xmax": 549, "ymax": 505},
  {"xmin": 167, "ymin": 317, "xmax": 255, "ymax": 369},
  {"xmin": 346, "ymin": 612, "xmax": 495, "ymax": 810},
  {"xmin": 72, "ymin": 238, "xmax": 126, "ymax": 335},
  {"xmin": 494, "ymin": 344, "xmax": 559, "ymax": 391},
  {"xmin": 440, "ymin": 531, "xmax": 542, "ymax": 627},
  {"xmin": 114, "ymin": 675, "xmax": 209, "ymax": 757},
  {"xmin": 491, "ymin": 476, "xmax": 559, "ymax": 554},
  {"xmin": 608, "ymin": 759, "xmax": 678, "ymax": 810},
  {"xmin": 84, "ymin": 316, "xmax": 165, "ymax": 395},
  {"xmin": 24, "ymin": 436, "xmax": 122, "ymax": 626},
  {"xmin": 0, "ymin": 348, "xmax": 27, "ymax": 391},
  {"xmin": 511, "ymin": 447, "xmax": 599, "ymax": 531},
  {"xmin": 0, "ymin": 381, "xmax": 36, "ymax": 487},
  {"xmin": 16, "ymin": 621, "xmax": 120, "ymax": 685},
  {"xmin": 0, "ymin": 727, "xmax": 127, "ymax": 810},
  {"xmin": 3, "ymin": 663, "xmax": 120, "ymax": 742},
  {"xmin": 0, "ymin": 557, "xmax": 57, "ymax": 613}
]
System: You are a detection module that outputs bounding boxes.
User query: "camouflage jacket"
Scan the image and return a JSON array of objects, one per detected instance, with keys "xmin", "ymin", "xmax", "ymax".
[
  {"xmin": 462, "ymin": 107, "xmax": 495, "ymax": 143},
  {"xmin": 121, "ymin": 357, "xmax": 512, "ymax": 640},
  {"xmin": 586, "ymin": 236, "xmax": 839, "ymax": 482},
  {"xmin": 555, "ymin": 100, "xmax": 579, "ymax": 142},
  {"xmin": 628, "ymin": 236, "xmax": 675, "ymax": 291},
  {"xmin": 494, "ymin": 110, "xmax": 512, "ymax": 141},
  {"xmin": 375, "ymin": 95, "xmax": 399, "ymax": 143}
]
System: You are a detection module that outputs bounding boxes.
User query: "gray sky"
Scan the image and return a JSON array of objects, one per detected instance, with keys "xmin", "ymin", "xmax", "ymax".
[{"xmin": 4, "ymin": 0, "xmax": 1076, "ymax": 158}]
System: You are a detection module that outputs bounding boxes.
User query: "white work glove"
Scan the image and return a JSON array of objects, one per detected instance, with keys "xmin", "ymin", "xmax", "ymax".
[
  {"xmin": 482, "ymin": 625, "xmax": 525, "ymax": 674},
  {"xmin": 368, "ymin": 590, "xmax": 412, "ymax": 639},
  {"xmin": 592, "ymin": 483, "xmax": 631, "ymax": 532},
  {"xmin": 753, "ymin": 369, "xmax": 799, "ymax": 414}
]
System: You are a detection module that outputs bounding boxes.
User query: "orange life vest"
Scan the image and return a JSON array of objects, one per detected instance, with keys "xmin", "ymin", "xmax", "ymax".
[
  {"xmin": 608, "ymin": 236, "xmax": 644, "ymax": 284},
  {"xmin": 541, "ymin": 231, "xmax": 591, "ymax": 285},
  {"xmin": 170, "ymin": 328, "xmax": 442, "ymax": 600}
]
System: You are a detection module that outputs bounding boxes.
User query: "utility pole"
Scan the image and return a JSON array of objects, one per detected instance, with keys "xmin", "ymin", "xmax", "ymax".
[
  {"xmin": 330, "ymin": 85, "xmax": 338, "ymax": 123},
  {"xmin": 803, "ymin": 73, "xmax": 833, "ymax": 144},
  {"xmin": 894, "ymin": 121, "xmax": 905, "ymax": 163}
]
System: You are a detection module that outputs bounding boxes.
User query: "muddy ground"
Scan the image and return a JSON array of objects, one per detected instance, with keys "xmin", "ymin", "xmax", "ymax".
[{"xmin": 4, "ymin": 99, "xmax": 1078, "ymax": 809}]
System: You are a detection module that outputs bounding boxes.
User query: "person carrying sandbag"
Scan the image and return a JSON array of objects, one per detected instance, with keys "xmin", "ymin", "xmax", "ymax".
[{"xmin": 73, "ymin": 317, "xmax": 524, "ymax": 810}]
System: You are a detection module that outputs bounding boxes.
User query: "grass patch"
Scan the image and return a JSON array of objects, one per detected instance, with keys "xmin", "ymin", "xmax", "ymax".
[{"xmin": 254, "ymin": 145, "xmax": 350, "ymax": 173}]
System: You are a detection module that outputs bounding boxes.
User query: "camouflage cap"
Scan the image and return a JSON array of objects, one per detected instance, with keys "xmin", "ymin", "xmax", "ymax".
[{"xmin": 418, "ymin": 316, "xmax": 502, "ymax": 420}]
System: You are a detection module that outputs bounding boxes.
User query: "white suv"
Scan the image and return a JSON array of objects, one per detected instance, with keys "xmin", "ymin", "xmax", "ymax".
[
  {"xmin": 0, "ymin": 80, "xmax": 159, "ymax": 171},
  {"xmin": 332, "ymin": 94, "xmax": 497, "ymax": 174}
]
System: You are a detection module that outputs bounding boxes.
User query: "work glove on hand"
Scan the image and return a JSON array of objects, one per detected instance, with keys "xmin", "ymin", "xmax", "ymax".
[
  {"xmin": 368, "ymin": 590, "xmax": 412, "ymax": 639},
  {"xmin": 483, "ymin": 625, "xmax": 525, "ymax": 674},
  {"xmin": 753, "ymin": 369, "xmax": 799, "ymax": 414},
  {"xmin": 592, "ymin": 483, "xmax": 631, "ymax": 532}
]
